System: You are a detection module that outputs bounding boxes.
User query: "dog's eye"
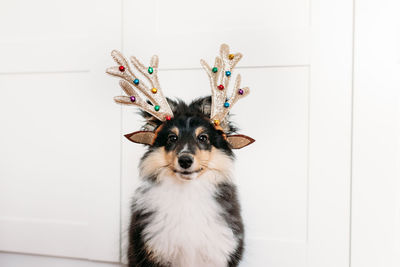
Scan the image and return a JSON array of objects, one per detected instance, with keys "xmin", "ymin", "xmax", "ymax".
[
  {"xmin": 168, "ymin": 134, "xmax": 178, "ymax": 143},
  {"xmin": 198, "ymin": 134, "xmax": 208, "ymax": 143}
]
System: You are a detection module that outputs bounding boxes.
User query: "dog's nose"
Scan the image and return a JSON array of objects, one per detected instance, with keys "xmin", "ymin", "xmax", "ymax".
[{"xmin": 178, "ymin": 155, "xmax": 194, "ymax": 169}]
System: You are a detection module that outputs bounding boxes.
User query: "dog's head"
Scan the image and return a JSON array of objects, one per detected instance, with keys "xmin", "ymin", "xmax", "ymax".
[
  {"xmin": 127, "ymin": 97, "xmax": 254, "ymax": 182},
  {"xmin": 107, "ymin": 44, "xmax": 255, "ymax": 182}
]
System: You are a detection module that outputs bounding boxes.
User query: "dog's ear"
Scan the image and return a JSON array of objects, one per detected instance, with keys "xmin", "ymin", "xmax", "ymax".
[
  {"xmin": 226, "ymin": 134, "xmax": 255, "ymax": 149},
  {"xmin": 124, "ymin": 131, "xmax": 156, "ymax": 145}
]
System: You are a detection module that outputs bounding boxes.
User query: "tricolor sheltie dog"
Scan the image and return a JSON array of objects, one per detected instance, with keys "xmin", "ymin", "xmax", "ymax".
[
  {"xmin": 128, "ymin": 97, "xmax": 246, "ymax": 267},
  {"xmin": 106, "ymin": 44, "xmax": 254, "ymax": 267}
]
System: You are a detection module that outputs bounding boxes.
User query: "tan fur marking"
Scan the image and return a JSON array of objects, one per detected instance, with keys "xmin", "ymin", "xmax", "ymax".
[
  {"xmin": 213, "ymin": 125, "xmax": 227, "ymax": 140},
  {"xmin": 170, "ymin": 126, "xmax": 179, "ymax": 136},
  {"xmin": 164, "ymin": 149, "xmax": 177, "ymax": 176},
  {"xmin": 195, "ymin": 126, "xmax": 206, "ymax": 137},
  {"xmin": 193, "ymin": 147, "xmax": 211, "ymax": 177},
  {"xmin": 190, "ymin": 147, "xmax": 233, "ymax": 184},
  {"xmin": 140, "ymin": 147, "xmax": 169, "ymax": 180},
  {"xmin": 151, "ymin": 124, "xmax": 165, "ymax": 145},
  {"xmin": 203, "ymin": 147, "xmax": 233, "ymax": 184}
]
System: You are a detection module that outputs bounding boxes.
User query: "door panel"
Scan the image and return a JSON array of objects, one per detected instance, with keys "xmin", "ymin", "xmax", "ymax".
[{"xmin": 0, "ymin": 0, "xmax": 122, "ymax": 262}]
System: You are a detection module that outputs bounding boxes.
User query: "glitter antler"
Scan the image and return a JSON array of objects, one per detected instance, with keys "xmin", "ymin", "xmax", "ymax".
[
  {"xmin": 106, "ymin": 50, "xmax": 174, "ymax": 121},
  {"xmin": 200, "ymin": 44, "xmax": 250, "ymax": 126}
]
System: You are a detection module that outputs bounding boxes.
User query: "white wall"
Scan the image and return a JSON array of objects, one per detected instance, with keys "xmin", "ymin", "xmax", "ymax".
[
  {"xmin": 0, "ymin": 0, "xmax": 399, "ymax": 267},
  {"xmin": 351, "ymin": 1, "xmax": 400, "ymax": 267}
]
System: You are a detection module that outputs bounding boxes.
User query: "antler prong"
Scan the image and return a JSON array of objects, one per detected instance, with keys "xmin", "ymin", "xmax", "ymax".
[
  {"xmin": 150, "ymin": 55, "xmax": 159, "ymax": 68},
  {"xmin": 115, "ymin": 81, "xmax": 167, "ymax": 119},
  {"xmin": 114, "ymin": 95, "xmax": 134, "ymax": 105},
  {"xmin": 130, "ymin": 56, "xmax": 160, "ymax": 93},
  {"xmin": 119, "ymin": 79, "xmax": 135, "ymax": 96}
]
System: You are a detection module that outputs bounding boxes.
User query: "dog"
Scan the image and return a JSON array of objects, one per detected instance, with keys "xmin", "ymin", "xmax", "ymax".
[
  {"xmin": 128, "ymin": 97, "xmax": 246, "ymax": 267},
  {"xmin": 106, "ymin": 44, "xmax": 254, "ymax": 267}
]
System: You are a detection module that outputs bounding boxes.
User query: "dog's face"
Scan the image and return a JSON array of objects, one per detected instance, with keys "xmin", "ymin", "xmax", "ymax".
[
  {"xmin": 136, "ymin": 114, "xmax": 234, "ymax": 182},
  {"xmin": 125, "ymin": 97, "xmax": 254, "ymax": 183},
  {"xmin": 150, "ymin": 115, "xmax": 232, "ymax": 181}
]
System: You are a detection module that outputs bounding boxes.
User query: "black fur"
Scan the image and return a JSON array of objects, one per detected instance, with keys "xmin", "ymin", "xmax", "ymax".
[
  {"xmin": 215, "ymin": 183, "xmax": 245, "ymax": 267},
  {"xmin": 128, "ymin": 208, "xmax": 165, "ymax": 267}
]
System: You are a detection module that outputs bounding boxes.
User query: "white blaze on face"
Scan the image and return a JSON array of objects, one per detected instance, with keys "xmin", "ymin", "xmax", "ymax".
[{"xmin": 178, "ymin": 144, "xmax": 190, "ymax": 154}]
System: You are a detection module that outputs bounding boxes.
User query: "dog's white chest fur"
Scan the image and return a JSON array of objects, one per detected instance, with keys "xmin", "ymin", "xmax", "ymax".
[{"xmin": 135, "ymin": 174, "xmax": 237, "ymax": 267}]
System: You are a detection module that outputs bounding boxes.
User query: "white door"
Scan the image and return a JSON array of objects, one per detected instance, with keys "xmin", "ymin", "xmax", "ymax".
[
  {"xmin": 120, "ymin": 1, "xmax": 353, "ymax": 267},
  {"xmin": 0, "ymin": 0, "xmax": 122, "ymax": 262}
]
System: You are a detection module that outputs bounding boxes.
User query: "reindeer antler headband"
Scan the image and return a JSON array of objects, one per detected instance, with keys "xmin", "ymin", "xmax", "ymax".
[{"xmin": 106, "ymin": 44, "xmax": 254, "ymax": 148}]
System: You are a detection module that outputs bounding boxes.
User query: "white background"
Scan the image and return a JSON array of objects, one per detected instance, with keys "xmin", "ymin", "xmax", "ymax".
[{"xmin": 0, "ymin": 0, "xmax": 399, "ymax": 267}]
